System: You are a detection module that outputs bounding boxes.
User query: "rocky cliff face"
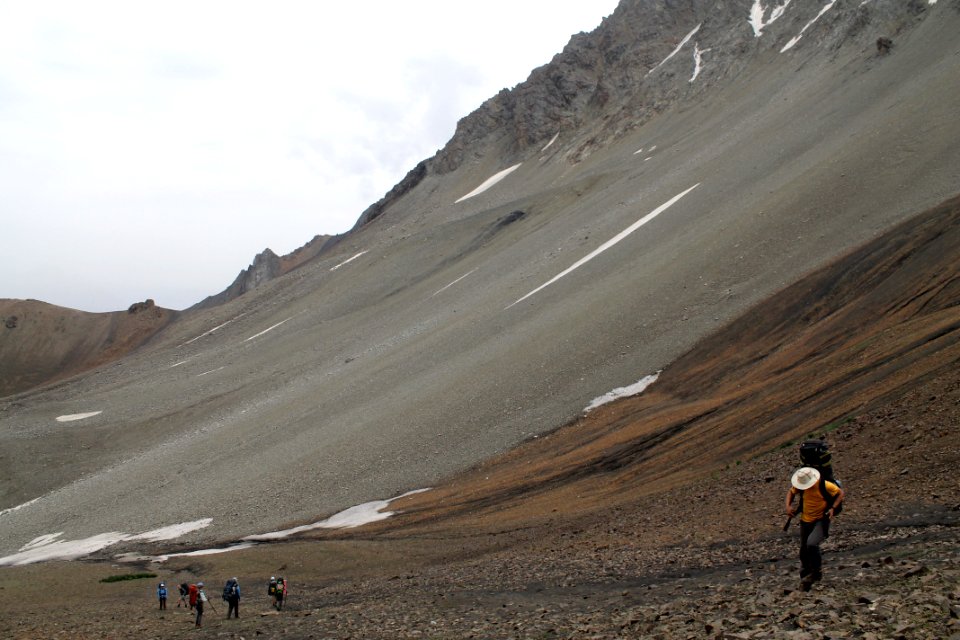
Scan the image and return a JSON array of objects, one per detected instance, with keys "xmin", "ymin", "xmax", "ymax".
[
  {"xmin": 435, "ymin": 0, "xmax": 936, "ymax": 169},
  {"xmin": 354, "ymin": 0, "xmax": 942, "ymax": 224}
]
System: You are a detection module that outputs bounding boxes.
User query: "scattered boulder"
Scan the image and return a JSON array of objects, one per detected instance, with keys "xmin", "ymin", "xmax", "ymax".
[
  {"xmin": 877, "ymin": 37, "xmax": 893, "ymax": 54},
  {"xmin": 4, "ymin": 315, "xmax": 16, "ymax": 329}
]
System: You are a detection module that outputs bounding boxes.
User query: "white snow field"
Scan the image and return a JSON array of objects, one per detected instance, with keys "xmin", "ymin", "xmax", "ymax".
[{"xmin": 0, "ymin": 519, "xmax": 213, "ymax": 566}]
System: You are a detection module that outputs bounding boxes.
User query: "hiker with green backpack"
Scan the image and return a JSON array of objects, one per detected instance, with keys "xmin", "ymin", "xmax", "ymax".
[{"xmin": 785, "ymin": 465, "xmax": 844, "ymax": 591}]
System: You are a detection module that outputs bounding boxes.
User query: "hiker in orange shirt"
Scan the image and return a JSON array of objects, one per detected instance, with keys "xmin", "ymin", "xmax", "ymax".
[{"xmin": 785, "ymin": 466, "xmax": 844, "ymax": 591}]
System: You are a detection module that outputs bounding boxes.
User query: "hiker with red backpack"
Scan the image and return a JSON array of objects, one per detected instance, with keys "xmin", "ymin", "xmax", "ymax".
[{"xmin": 188, "ymin": 582, "xmax": 199, "ymax": 610}]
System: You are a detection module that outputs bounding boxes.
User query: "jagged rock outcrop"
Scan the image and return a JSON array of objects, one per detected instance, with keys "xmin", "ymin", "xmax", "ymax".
[
  {"xmin": 192, "ymin": 234, "xmax": 336, "ymax": 309},
  {"xmin": 126, "ymin": 299, "xmax": 156, "ymax": 315}
]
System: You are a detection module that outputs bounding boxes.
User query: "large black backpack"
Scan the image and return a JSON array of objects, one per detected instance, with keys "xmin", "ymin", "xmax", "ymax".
[
  {"xmin": 799, "ymin": 439, "xmax": 843, "ymax": 516},
  {"xmin": 799, "ymin": 439, "xmax": 834, "ymax": 480}
]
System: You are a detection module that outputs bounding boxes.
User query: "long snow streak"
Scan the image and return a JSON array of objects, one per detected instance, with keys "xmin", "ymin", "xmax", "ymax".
[
  {"xmin": 781, "ymin": 1, "xmax": 837, "ymax": 52},
  {"xmin": 181, "ymin": 312, "xmax": 248, "ymax": 346},
  {"xmin": 244, "ymin": 317, "xmax": 292, "ymax": 342},
  {"xmin": 432, "ymin": 269, "xmax": 478, "ymax": 297},
  {"xmin": 56, "ymin": 411, "xmax": 102, "ymax": 422},
  {"xmin": 330, "ymin": 251, "xmax": 368, "ymax": 271},
  {"xmin": 455, "ymin": 163, "xmax": 523, "ymax": 203},
  {"xmin": 750, "ymin": 0, "xmax": 793, "ymax": 37},
  {"xmin": 506, "ymin": 184, "xmax": 701, "ymax": 309},
  {"xmin": 540, "ymin": 132, "xmax": 560, "ymax": 153},
  {"xmin": 647, "ymin": 24, "xmax": 702, "ymax": 76}
]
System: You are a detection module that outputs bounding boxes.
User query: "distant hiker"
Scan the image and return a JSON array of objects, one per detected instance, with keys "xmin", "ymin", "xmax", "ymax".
[
  {"xmin": 177, "ymin": 582, "xmax": 189, "ymax": 608},
  {"xmin": 195, "ymin": 582, "xmax": 207, "ymax": 628},
  {"xmin": 157, "ymin": 582, "xmax": 167, "ymax": 610},
  {"xmin": 188, "ymin": 582, "xmax": 199, "ymax": 610},
  {"xmin": 274, "ymin": 576, "xmax": 287, "ymax": 610},
  {"xmin": 223, "ymin": 576, "xmax": 241, "ymax": 618},
  {"xmin": 785, "ymin": 467, "xmax": 844, "ymax": 591},
  {"xmin": 877, "ymin": 36, "xmax": 892, "ymax": 54}
]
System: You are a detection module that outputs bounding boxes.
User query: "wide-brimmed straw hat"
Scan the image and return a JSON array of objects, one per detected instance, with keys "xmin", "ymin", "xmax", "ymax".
[{"xmin": 791, "ymin": 466, "xmax": 821, "ymax": 490}]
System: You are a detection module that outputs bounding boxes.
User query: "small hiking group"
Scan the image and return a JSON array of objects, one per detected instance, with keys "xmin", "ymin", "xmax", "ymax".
[
  {"xmin": 156, "ymin": 576, "xmax": 251, "ymax": 627},
  {"xmin": 785, "ymin": 438, "xmax": 845, "ymax": 592}
]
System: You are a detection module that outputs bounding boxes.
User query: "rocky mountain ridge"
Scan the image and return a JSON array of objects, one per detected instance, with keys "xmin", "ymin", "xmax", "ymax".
[{"xmin": 357, "ymin": 0, "xmax": 942, "ymax": 229}]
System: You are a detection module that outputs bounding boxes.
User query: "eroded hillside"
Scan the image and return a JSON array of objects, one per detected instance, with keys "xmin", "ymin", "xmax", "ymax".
[{"xmin": 0, "ymin": 299, "xmax": 176, "ymax": 397}]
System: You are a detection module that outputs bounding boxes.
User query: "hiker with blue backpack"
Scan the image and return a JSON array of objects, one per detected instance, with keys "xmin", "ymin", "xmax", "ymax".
[
  {"xmin": 785, "ymin": 439, "xmax": 845, "ymax": 591},
  {"xmin": 223, "ymin": 577, "xmax": 241, "ymax": 618}
]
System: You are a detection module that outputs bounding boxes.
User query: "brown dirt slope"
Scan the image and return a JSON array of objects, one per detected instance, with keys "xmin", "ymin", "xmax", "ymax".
[{"xmin": 0, "ymin": 299, "xmax": 177, "ymax": 398}]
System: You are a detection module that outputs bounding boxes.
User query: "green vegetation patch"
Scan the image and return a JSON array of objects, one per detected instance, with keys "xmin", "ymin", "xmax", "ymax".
[{"xmin": 100, "ymin": 572, "xmax": 157, "ymax": 583}]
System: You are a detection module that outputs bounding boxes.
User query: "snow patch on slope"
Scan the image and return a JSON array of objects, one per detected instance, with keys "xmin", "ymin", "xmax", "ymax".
[
  {"xmin": 585, "ymin": 373, "xmax": 661, "ymax": 412},
  {"xmin": 455, "ymin": 164, "xmax": 523, "ymax": 203},
  {"xmin": 56, "ymin": 411, "xmax": 102, "ymax": 422},
  {"xmin": 0, "ymin": 519, "xmax": 213, "ymax": 566},
  {"xmin": 243, "ymin": 489, "xmax": 431, "ymax": 541},
  {"xmin": 750, "ymin": 0, "xmax": 793, "ymax": 37},
  {"xmin": 691, "ymin": 43, "xmax": 710, "ymax": 82}
]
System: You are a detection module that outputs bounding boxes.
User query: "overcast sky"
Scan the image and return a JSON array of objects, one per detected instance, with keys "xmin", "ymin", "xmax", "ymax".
[{"xmin": 0, "ymin": 1, "xmax": 620, "ymax": 313}]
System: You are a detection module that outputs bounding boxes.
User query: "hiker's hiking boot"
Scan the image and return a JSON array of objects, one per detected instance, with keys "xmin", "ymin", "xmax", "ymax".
[{"xmin": 800, "ymin": 575, "xmax": 815, "ymax": 592}]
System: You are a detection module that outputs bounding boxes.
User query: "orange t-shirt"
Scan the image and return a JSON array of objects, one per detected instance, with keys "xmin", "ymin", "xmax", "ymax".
[{"xmin": 797, "ymin": 481, "xmax": 841, "ymax": 522}]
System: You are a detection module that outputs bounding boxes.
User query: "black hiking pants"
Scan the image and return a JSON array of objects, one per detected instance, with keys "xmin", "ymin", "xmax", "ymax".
[
  {"xmin": 799, "ymin": 519, "xmax": 830, "ymax": 578},
  {"xmin": 195, "ymin": 601, "xmax": 204, "ymax": 627},
  {"xmin": 227, "ymin": 596, "xmax": 239, "ymax": 618}
]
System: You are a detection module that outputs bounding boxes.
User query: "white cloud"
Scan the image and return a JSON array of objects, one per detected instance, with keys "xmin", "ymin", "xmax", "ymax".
[{"xmin": 0, "ymin": 1, "xmax": 619, "ymax": 312}]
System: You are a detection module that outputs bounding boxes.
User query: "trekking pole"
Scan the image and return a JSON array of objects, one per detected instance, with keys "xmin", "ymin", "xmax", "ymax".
[{"xmin": 782, "ymin": 514, "xmax": 795, "ymax": 531}]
